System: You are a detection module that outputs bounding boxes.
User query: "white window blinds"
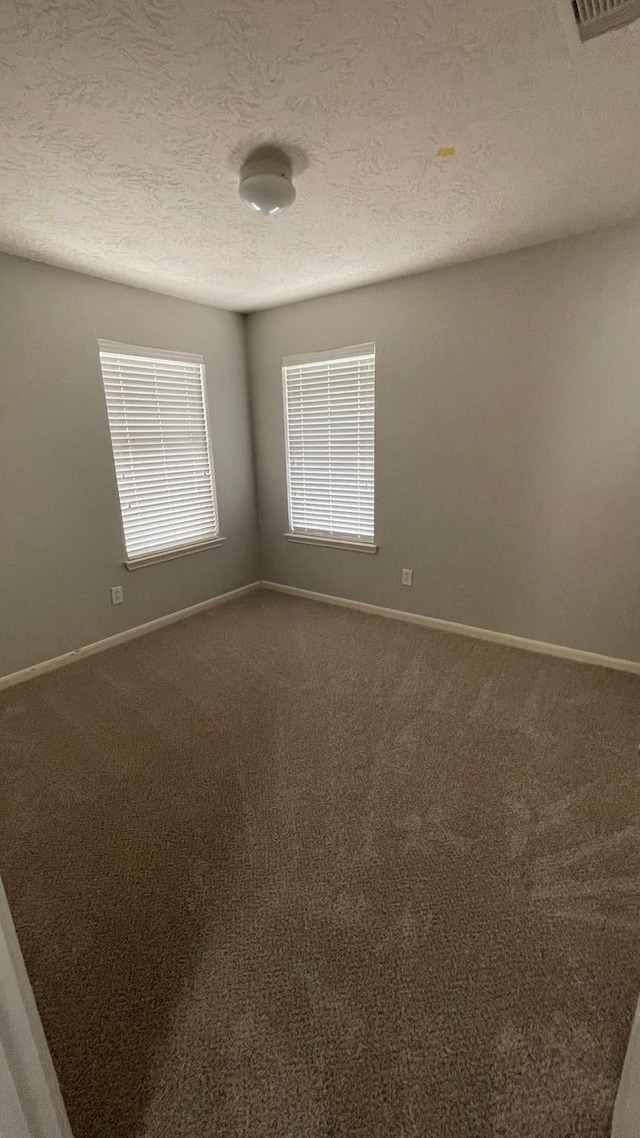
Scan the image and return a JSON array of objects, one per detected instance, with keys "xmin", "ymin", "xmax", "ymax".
[
  {"xmin": 283, "ymin": 344, "xmax": 375, "ymax": 543},
  {"xmin": 99, "ymin": 341, "xmax": 220, "ymax": 564}
]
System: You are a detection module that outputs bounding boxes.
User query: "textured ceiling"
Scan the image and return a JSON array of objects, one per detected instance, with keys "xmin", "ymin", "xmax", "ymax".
[{"xmin": 1, "ymin": 0, "xmax": 640, "ymax": 311}]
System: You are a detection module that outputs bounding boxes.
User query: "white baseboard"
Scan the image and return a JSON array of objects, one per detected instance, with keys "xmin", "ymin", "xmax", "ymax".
[
  {"xmin": 3, "ymin": 580, "xmax": 638, "ymax": 689},
  {"xmin": 0, "ymin": 582, "xmax": 261, "ymax": 692},
  {"xmin": 261, "ymin": 582, "xmax": 640, "ymax": 676}
]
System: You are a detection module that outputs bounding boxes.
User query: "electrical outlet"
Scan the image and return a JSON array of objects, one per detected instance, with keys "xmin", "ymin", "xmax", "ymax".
[
  {"xmin": 401, "ymin": 568, "xmax": 413, "ymax": 586},
  {"xmin": 110, "ymin": 585, "xmax": 124, "ymax": 606}
]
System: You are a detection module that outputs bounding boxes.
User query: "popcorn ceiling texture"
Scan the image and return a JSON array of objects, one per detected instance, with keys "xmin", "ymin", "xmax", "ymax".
[{"xmin": 1, "ymin": 0, "xmax": 640, "ymax": 309}]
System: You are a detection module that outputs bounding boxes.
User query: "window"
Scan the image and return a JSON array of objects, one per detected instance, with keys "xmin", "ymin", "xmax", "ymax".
[
  {"xmin": 99, "ymin": 341, "xmax": 221, "ymax": 568},
  {"xmin": 282, "ymin": 343, "xmax": 376, "ymax": 549}
]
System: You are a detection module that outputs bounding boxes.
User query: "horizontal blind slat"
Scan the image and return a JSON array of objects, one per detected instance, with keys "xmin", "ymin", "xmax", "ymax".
[
  {"xmin": 100, "ymin": 343, "xmax": 220, "ymax": 560},
  {"xmin": 283, "ymin": 345, "xmax": 375, "ymax": 543},
  {"xmin": 125, "ymin": 521, "xmax": 217, "ymax": 539}
]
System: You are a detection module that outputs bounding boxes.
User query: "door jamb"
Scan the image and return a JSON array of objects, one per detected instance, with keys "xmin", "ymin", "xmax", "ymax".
[{"xmin": 0, "ymin": 878, "xmax": 73, "ymax": 1138}]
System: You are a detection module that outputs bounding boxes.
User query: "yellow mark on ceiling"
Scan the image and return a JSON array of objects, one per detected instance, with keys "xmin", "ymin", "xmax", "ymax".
[{"xmin": 436, "ymin": 147, "xmax": 456, "ymax": 159}]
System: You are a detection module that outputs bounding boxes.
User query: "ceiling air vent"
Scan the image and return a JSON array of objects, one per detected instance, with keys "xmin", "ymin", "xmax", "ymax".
[{"xmin": 572, "ymin": 0, "xmax": 640, "ymax": 40}]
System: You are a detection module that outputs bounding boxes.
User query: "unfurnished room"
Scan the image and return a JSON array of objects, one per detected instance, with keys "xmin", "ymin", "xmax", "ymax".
[{"xmin": 0, "ymin": 2, "xmax": 639, "ymax": 1137}]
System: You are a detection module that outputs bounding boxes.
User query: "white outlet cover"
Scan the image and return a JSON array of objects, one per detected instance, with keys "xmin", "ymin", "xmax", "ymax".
[
  {"xmin": 110, "ymin": 586, "xmax": 123, "ymax": 605},
  {"xmin": 402, "ymin": 569, "xmax": 413, "ymax": 586}
]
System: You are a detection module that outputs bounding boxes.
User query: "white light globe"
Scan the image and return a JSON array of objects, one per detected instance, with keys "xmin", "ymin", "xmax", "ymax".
[
  {"xmin": 239, "ymin": 172, "xmax": 296, "ymax": 216},
  {"xmin": 238, "ymin": 148, "xmax": 296, "ymax": 216}
]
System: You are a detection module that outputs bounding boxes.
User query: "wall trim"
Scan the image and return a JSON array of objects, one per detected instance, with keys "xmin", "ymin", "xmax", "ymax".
[
  {"xmin": 3, "ymin": 579, "xmax": 638, "ymax": 690},
  {"xmin": 261, "ymin": 582, "xmax": 640, "ymax": 675},
  {"xmin": 0, "ymin": 582, "xmax": 261, "ymax": 692}
]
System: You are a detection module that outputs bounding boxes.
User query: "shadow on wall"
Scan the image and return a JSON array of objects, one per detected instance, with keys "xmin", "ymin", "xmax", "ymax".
[{"xmin": 400, "ymin": 234, "xmax": 640, "ymax": 655}]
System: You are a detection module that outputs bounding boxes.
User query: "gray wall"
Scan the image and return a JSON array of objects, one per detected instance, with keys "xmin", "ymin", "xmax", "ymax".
[
  {"xmin": 0, "ymin": 254, "xmax": 258, "ymax": 678},
  {"xmin": 247, "ymin": 222, "xmax": 640, "ymax": 662}
]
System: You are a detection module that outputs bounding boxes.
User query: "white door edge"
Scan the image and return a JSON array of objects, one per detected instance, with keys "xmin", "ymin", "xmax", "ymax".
[
  {"xmin": 612, "ymin": 996, "xmax": 640, "ymax": 1137},
  {"xmin": 0, "ymin": 879, "xmax": 73, "ymax": 1138},
  {"xmin": 0, "ymin": 1035, "xmax": 33, "ymax": 1138}
]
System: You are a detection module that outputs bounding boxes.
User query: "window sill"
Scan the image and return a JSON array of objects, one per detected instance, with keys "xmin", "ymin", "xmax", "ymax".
[
  {"xmin": 284, "ymin": 533, "xmax": 378, "ymax": 554},
  {"xmin": 125, "ymin": 537, "xmax": 226, "ymax": 570}
]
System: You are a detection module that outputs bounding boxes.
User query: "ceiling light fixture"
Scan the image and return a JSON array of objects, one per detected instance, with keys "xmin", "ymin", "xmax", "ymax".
[{"xmin": 239, "ymin": 148, "xmax": 296, "ymax": 216}]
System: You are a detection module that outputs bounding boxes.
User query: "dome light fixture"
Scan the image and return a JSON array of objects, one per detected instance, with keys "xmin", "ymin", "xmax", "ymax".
[{"xmin": 239, "ymin": 147, "xmax": 296, "ymax": 216}]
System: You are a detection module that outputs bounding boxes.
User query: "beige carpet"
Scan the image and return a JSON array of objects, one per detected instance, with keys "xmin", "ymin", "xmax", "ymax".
[{"xmin": 1, "ymin": 590, "xmax": 639, "ymax": 1138}]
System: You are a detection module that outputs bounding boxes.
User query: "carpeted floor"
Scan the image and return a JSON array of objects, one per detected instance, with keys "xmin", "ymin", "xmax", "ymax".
[{"xmin": 1, "ymin": 590, "xmax": 639, "ymax": 1138}]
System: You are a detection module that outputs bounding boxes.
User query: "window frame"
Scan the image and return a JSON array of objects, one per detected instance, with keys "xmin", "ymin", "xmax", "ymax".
[
  {"xmin": 98, "ymin": 340, "xmax": 224, "ymax": 570},
  {"xmin": 281, "ymin": 343, "xmax": 377, "ymax": 553}
]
